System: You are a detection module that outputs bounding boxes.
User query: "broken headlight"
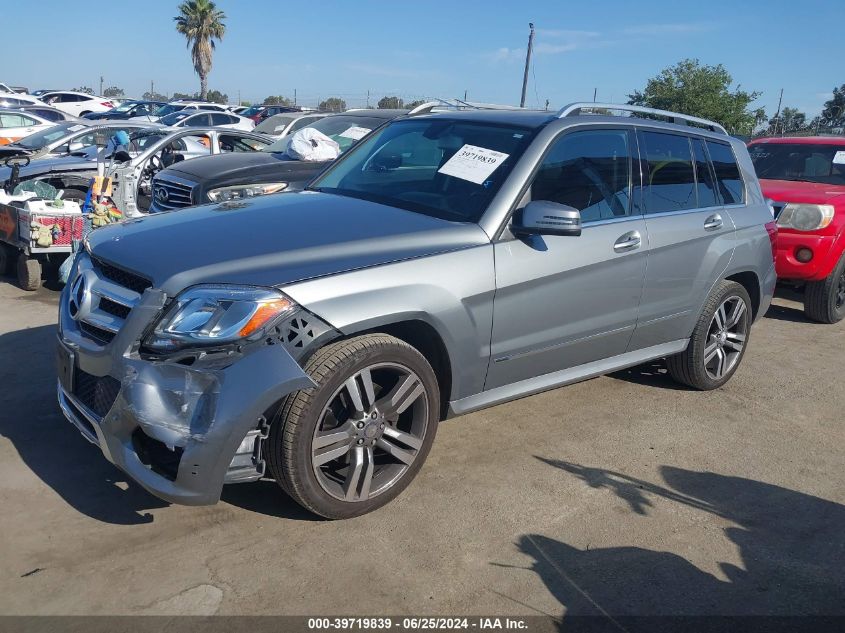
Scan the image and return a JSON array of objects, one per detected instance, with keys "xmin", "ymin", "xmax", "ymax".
[{"xmin": 144, "ymin": 285, "xmax": 297, "ymax": 352}]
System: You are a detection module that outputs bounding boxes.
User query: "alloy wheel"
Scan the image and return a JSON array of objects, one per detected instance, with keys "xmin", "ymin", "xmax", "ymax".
[
  {"xmin": 703, "ymin": 296, "xmax": 749, "ymax": 381},
  {"xmin": 311, "ymin": 362, "xmax": 429, "ymax": 502}
]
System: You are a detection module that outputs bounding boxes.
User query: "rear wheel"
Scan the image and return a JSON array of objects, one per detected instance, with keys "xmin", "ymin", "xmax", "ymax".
[
  {"xmin": 667, "ymin": 280, "xmax": 752, "ymax": 390},
  {"xmin": 804, "ymin": 252, "xmax": 845, "ymax": 324},
  {"xmin": 267, "ymin": 334, "xmax": 440, "ymax": 519},
  {"xmin": 16, "ymin": 253, "xmax": 41, "ymax": 291}
]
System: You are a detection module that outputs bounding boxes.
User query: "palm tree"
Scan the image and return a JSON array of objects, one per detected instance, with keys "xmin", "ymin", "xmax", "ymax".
[{"xmin": 173, "ymin": 0, "xmax": 226, "ymax": 101}]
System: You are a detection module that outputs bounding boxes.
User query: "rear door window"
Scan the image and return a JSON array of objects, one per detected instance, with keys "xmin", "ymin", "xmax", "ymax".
[
  {"xmin": 692, "ymin": 138, "xmax": 719, "ymax": 208},
  {"xmin": 706, "ymin": 141, "xmax": 745, "ymax": 205},
  {"xmin": 640, "ymin": 131, "xmax": 697, "ymax": 214}
]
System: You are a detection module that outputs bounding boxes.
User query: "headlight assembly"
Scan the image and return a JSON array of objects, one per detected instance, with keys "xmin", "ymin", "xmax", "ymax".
[
  {"xmin": 777, "ymin": 203, "xmax": 835, "ymax": 232},
  {"xmin": 206, "ymin": 182, "xmax": 288, "ymax": 203},
  {"xmin": 143, "ymin": 285, "xmax": 297, "ymax": 352}
]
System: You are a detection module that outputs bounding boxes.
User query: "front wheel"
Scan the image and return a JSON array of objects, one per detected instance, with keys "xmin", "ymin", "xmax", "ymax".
[
  {"xmin": 266, "ymin": 334, "xmax": 440, "ymax": 519},
  {"xmin": 804, "ymin": 252, "xmax": 845, "ymax": 324},
  {"xmin": 667, "ymin": 280, "xmax": 752, "ymax": 390}
]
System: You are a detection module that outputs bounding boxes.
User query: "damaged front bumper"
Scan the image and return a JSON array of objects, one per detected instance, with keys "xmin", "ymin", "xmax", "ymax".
[{"xmin": 56, "ymin": 255, "xmax": 319, "ymax": 506}]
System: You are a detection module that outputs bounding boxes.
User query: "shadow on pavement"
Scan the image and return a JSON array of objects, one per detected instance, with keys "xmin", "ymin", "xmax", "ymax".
[
  {"xmin": 220, "ymin": 479, "xmax": 321, "ymax": 521},
  {"xmin": 0, "ymin": 324, "xmax": 167, "ymax": 524},
  {"xmin": 516, "ymin": 458, "xmax": 845, "ymax": 621},
  {"xmin": 607, "ymin": 360, "xmax": 688, "ymax": 391}
]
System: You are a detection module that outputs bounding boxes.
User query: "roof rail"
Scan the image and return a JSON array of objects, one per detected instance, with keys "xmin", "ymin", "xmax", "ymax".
[
  {"xmin": 557, "ymin": 102, "xmax": 728, "ymax": 135},
  {"xmin": 408, "ymin": 98, "xmax": 530, "ymax": 115}
]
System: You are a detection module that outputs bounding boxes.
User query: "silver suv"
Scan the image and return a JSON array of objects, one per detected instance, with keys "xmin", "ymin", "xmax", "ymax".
[{"xmin": 57, "ymin": 103, "xmax": 777, "ymax": 519}]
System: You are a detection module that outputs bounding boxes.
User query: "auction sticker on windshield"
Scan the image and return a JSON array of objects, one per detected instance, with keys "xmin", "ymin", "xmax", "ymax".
[
  {"xmin": 833, "ymin": 151, "xmax": 845, "ymax": 165},
  {"xmin": 438, "ymin": 144, "xmax": 509, "ymax": 185},
  {"xmin": 338, "ymin": 126, "xmax": 371, "ymax": 140}
]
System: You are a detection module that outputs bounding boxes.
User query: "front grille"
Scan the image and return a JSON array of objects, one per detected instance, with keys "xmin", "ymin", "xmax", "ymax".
[
  {"xmin": 79, "ymin": 322, "xmax": 116, "ymax": 344},
  {"xmin": 152, "ymin": 176, "xmax": 195, "ymax": 210},
  {"xmin": 73, "ymin": 370, "xmax": 121, "ymax": 418},
  {"xmin": 91, "ymin": 256, "xmax": 152, "ymax": 294},
  {"xmin": 99, "ymin": 297, "xmax": 131, "ymax": 319}
]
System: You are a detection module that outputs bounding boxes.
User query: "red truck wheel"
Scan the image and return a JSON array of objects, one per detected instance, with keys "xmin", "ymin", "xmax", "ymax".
[{"xmin": 804, "ymin": 251, "xmax": 845, "ymax": 324}]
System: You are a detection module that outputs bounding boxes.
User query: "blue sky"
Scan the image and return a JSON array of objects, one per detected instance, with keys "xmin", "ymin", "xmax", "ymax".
[{"xmin": 5, "ymin": 0, "xmax": 843, "ymax": 117}]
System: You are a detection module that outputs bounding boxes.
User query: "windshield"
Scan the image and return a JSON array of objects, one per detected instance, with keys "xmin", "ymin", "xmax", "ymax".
[
  {"xmin": 153, "ymin": 104, "xmax": 185, "ymax": 118},
  {"xmin": 241, "ymin": 105, "xmax": 264, "ymax": 117},
  {"xmin": 254, "ymin": 115, "xmax": 297, "ymax": 135},
  {"xmin": 750, "ymin": 143, "xmax": 845, "ymax": 186},
  {"xmin": 159, "ymin": 111, "xmax": 192, "ymax": 126},
  {"xmin": 310, "ymin": 118, "xmax": 535, "ymax": 222},
  {"xmin": 112, "ymin": 101, "xmax": 140, "ymax": 113},
  {"xmin": 263, "ymin": 115, "xmax": 387, "ymax": 153},
  {"xmin": 13, "ymin": 122, "xmax": 84, "ymax": 150}
]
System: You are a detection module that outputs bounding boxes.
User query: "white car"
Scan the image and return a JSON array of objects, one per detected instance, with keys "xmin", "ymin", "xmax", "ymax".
[
  {"xmin": 0, "ymin": 93, "xmax": 48, "ymax": 109},
  {"xmin": 158, "ymin": 109, "xmax": 255, "ymax": 131},
  {"xmin": 131, "ymin": 100, "xmax": 228, "ymax": 122},
  {"xmin": 0, "ymin": 110, "xmax": 54, "ymax": 145},
  {"xmin": 38, "ymin": 91, "xmax": 115, "ymax": 117}
]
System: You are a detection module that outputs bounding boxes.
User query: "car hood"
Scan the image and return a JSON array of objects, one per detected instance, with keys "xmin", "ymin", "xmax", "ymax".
[
  {"xmin": 0, "ymin": 154, "xmax": 96, "ymax": 182},
  {"xmin": 760, "ymin": 179, "xmax": 845, "ymax": 206},
  {"xmin": 165, "ymin": 151, "xmax": 326, "ymax": 187},
  {"xmin": 86, "ymin": 191, "xmax": 489, "ymax": 296}
]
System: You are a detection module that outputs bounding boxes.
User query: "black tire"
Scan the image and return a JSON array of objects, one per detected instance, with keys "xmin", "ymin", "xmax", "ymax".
[
  {"xmin": 803, "ymin": 252, "xmax": 845, "ymax": 324},
  {"xmin": 267, "ymin": 334, "xmax": 440, "ymax": 519},
  {"xmin": 667, "ymin": 280, "xmax": 752, "ymax": 390},
  {"xmin": 16, "ymin": 253, "xmax": 41, "ymax": 291}
]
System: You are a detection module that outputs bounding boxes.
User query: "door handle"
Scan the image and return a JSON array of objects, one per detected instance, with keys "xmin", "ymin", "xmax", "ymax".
[
  {"xmin": 704, "ymin": 213, "xmax": 724, "ymax": 231},
  {"xmin": 614, "ymin": 230, "xmax": 642, "ymax": 253}
]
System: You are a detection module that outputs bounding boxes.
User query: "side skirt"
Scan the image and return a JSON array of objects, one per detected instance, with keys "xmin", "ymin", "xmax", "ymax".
[{"xmin": 447, "ymin": 339, "xmax": 689, "ymax": 417}]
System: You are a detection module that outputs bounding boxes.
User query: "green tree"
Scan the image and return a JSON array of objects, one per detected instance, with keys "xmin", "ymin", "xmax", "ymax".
[
  {"xmin": 319, "ymin": 97, "xmax": 347, "ymax": 112},
  {"xmin": 171, "ymin": 91, "xmax": 194, "ymax": 100},
  {"xmin": 205, "ymin": 89, "xmax": 228, "ymax": 104},
  {"xmin": 103, "ymin": 86, "xmax": 125, "ymax": 98},
  {"xmin": 73, "ymin": 86, "xmax": 95, "ymax": 95},
  {"xmin": 405, "ymin": 99, "xmax": 427, "ymax": 109},
  {"xmin": 628, "ymin": 58, "xmax": 761, "ymax": 134},
  {"xmin": 378, "ymin": 96, "xmax": 404, "ymax": 109},
  {"xmin": 768, "ymin": 106, "xmax": 807, "ymax": 134},
  {"xmin": 174, "ymin": 0, "xmax": 226, "ymax": 101},
  {"xmin": 142, "ymin": 90, "xmax": 169, "ymax": 101},
  {"xmin": 821, "ymin": 84, "xmax": 845, "ymax": 126},
  {"xmin": 264, "ymin": 95, "xmax": 292, "ymax": 106}
]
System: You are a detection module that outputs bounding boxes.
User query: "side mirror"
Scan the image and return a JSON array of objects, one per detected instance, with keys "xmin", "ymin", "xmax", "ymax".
[
  {"xmin": 512, "ymin": 200, "xmax": 582, "ymax": 237},
  {"xmin": 67, "ymin": 141, "xmax": 84, "ymax": 153}
]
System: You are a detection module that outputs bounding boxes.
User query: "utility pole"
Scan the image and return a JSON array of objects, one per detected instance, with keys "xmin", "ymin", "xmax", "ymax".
[
  {"xmin": 593, "ymin": 88, "xmax": 597, "ymax": 102},
  {"xmin": 99, "ymin": 76, "xmax": 104, "ymax": 96},
  {"xmin": 464, "ymin": 90, "xmax": 468, "ymax": 101},
  {"xmin": 773, "ymin": 88, "xmax": 784, "ymax": 135},
  {"xmin": 520, "ymin": 22, "xmax": 535, "ymax": 108},
  {"xmin": 150, "ymin": 80, "xmax": 155, "ymax": 97},
  {"xmin": 294, "ymin": 88, "xmax": 297, "ymax": 106},
  {"xmin": 366, "ymin": 90, "xmax": 369, "ymax": 108},
  {"xmin": 545, "ymin": 99, "xmax": 549, "ymax": 111}
]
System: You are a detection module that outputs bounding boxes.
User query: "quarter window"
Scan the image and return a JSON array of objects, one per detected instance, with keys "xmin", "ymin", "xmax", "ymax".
[
  {"xmin": 640, "ymin": 131, "xmax": 696, "ymax": 214},
  {"xmin": 692, "ymin": 138, "xmax": 719, "ymax": 208},
  {"xmin": 706, "ymin": 141, "xmax": 745, "ymax": 205},
  {"xmin": 531, "ymin": 129, "xmax": 632, "ymax": 223}
]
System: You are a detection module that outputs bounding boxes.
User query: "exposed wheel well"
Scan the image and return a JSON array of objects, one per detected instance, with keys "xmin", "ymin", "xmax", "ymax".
[
  {"xmin": 356, "ymin": 320, "xmax": 453, "ymax": 420},
  {"xmin": 726, "ymin": 271, "xmax": 761, "ymax": 320}
]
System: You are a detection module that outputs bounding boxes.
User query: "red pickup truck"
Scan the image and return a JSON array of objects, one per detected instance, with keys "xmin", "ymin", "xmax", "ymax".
[{"xmin": 748, "ymin": 137, "xmax": 845, "ymax": 323}]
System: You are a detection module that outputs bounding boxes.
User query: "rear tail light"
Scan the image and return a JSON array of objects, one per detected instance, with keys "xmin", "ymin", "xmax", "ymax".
[
  {"xmin": 765, "ymin": 221, "xmax": 778, "ymax": 262},
  {"xmin": 101, "ymin": 101, "xmax": 113, "ymax": 108}
]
